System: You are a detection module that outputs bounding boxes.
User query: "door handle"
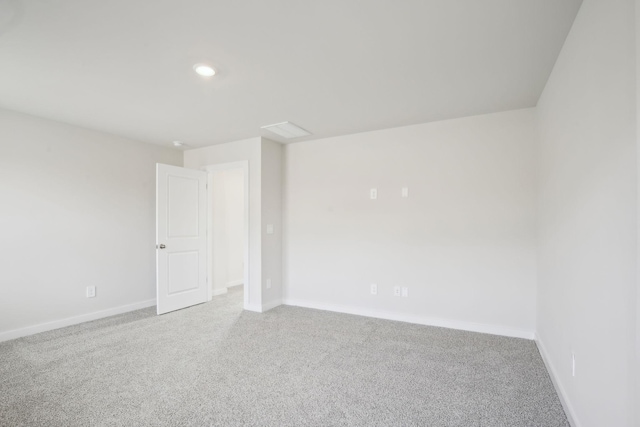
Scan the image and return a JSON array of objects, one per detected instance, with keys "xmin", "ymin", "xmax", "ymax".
[{"xmin": 158, "ymin": 244, "xmax": 166, "ymax": 249}]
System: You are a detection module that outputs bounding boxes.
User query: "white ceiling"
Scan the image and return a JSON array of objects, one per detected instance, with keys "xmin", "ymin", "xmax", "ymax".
[{"xmin": 0, "ymin": 0, "xmax": 581, "ymax": 148}]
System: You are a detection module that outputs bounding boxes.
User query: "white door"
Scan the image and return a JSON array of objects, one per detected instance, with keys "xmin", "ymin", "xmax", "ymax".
[{"xmin": 156, "ymin": 163, "xmax": 207, "ymax": 315}]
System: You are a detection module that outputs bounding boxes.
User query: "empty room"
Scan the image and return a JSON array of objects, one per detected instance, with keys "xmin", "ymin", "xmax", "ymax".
[{"xmin": 0, "ymin": 0, "xmax": 638, "ymax": 426}]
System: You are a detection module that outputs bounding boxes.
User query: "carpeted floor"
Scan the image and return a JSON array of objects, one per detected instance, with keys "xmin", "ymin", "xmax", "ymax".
[{"xmin": 0, "ymin": 287, "xmax": 568, "ymax": 426}]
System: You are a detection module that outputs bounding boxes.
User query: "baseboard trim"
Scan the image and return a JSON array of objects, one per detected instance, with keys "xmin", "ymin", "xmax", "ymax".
[
  {"xmin": 282, "ymin": 298, "xmax": 534, "ymax": 340},
  {"xmin": 226, "ymin": 280, "xmax": 243, "ymax": 288},
  {"xmin": 244, "ymin": 303, "xmax": 263, "ymax": 313},
  {"xmin": 211, "ymin": 287, "xmax": 229, "ymax": 297},
  {"xmin": 0, "ymin": 299, "xmax": 156, "ymax": 343},
  {"xmin": 261, "ymin": 299, "xmax": 282, "ymax": 312},
  {"xmin": 535, "ymin": 334, "xmax": 581, "ymax": 427},
  {"xmin": 243, "ymin": 300, "xmax": 282, "ymax": 313}
]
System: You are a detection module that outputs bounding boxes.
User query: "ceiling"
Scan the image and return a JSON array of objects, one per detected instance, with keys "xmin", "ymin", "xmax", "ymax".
[{"xmin": 0, "ymin": 0, "xmax": 582, "ymax": 148}]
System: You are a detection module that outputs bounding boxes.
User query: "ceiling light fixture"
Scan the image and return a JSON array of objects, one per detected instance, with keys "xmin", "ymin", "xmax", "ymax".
[
  {"xmin": 172, "ymin": 140, "xmax": 185, "ymax": 147},
  {"xmin": 193, "ymin": 63, "xmax": 215, "ymax": 77},
  {"xmin": 261, "ymin": 121, "xmax": 311, "ymax": 139}
]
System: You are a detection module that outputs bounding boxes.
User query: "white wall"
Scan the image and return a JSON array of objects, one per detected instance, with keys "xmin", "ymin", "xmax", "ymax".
[
  {"xmin": 284, "ymin": 108, "xmax": 537, "ymax": 337},
  {"xmin": 636, "ymin": 0, "xmax": 640, "ymax": 420},
  {"xmin": 184, "ymin": 137, "xmax": 283, "ymax": 311},
  {"xmin": 185, "ymin": 138, "xmax": 262, "ymax": 310},
  {"xmin": 0, "ymin": 108, "xmax": 182, "ymax": 340},
  {"xmin": 536, "ymin": 0, "xmax": 637, "ymax": 425},
  {"xmin": 261, "ymin": 139, "xmax": 283, "ymax": 308},
  {"xmin": 211, "ymin": 168, "xmax": 245, "ymax": 292},
  {"xmin": 223, "ymin": 168, "xmax": 245, "ymax": 286}
]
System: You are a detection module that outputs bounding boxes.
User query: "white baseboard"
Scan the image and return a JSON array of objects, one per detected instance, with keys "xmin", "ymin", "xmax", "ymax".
[
  {"xmin": 226, "ymin": 280, "xmax": 243, "ymax": 288},
  {"xmin": 211, "ymin": 287, "xmax": 229, "ymax": 297},
  {"xmin": 282, "ymin": 298, "xmax": 534, "ymax": 340},
  {"xmin": 243, "ymin": 300, "xmax": 282, "ymax": 313},
  {"xmin": 0, "ymin": 299, "xmax": 156, "ymax": 343},
  {"xmin": 535, "ymin": 334, "xmax": 580, "ymax": 427},
  {"xmin": 244, "ymin": 303, "xmax": 263, "ymax": 313},
  {"xmin": 261, "ymin": 299, "xmax": 282, "ymax": 312}
]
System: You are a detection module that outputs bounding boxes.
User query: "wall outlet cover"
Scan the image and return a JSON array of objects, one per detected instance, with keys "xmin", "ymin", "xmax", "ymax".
[{"xmin": 86, "ymin": 286, "xmax": 96, "ymax": 298}]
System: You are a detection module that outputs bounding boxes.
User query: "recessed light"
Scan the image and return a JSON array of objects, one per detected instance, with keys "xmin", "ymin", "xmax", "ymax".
[
  {"xmin": 193, "ymin": 63, "xmax": 215, "ymax": 77},
  {"xmin": 173, "ymin": 140, "xmax": 185, "ymax": 147}
]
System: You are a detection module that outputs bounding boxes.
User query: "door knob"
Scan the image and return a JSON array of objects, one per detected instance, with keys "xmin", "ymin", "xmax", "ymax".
[{"xmin": 158, "ymin": 244, "xmax": 166, "ymax": 249}]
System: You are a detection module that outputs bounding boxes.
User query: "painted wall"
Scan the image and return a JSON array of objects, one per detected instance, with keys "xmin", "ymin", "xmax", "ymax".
[
  {"xmin": 211, "ymin": 168, "xmax": 245, "ymax": 292},
  {"xmin": 0, "ymin": 108, "xmax": 182, "ymax": 340},
  {"xmin": 284, "ymin": 108, "xmax": 537, "ymax": 338},
  {"xmin": 261, "ymin": 139, "xmax": 283, "ymax": 308},
  {"xmin": 636, "ymin": 0, "xmax": 640, "ymax": 421},
  {"xmin": 535, "ymin": 0, "xmax": 637, "ymax": 425},
  {"xmin": 184, "ymin": 138, "xmax": 262, "ymax": 310},
  {"xmin": 184, "ymin": 137, "xmax": 283, "ymax": 311}
]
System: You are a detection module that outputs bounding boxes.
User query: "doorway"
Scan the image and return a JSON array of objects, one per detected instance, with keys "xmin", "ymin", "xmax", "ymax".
[{"xmin": 205, "ymin": 161, "xmax": 249, "ymax": 309}]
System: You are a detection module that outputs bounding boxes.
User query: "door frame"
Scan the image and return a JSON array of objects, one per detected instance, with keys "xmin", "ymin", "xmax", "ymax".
[{"xmin": 203, "ymin": 161, "xmax": 250, "ymax": 310}]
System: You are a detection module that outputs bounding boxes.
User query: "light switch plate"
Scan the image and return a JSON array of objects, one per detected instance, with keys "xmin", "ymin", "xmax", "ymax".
[{"xmin": 266, "ymin": 224, "xmax": 274, "ymax": 234}]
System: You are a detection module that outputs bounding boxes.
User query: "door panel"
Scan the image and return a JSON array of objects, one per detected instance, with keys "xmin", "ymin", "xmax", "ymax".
[
  {"xmin": 167, "ymin": 175, "xmax": 200, "ymax": 238},
  {"xmin": 167, "ymin": 251, "xmax": 199, "ymax": 295},
  {"xmin": 156, "ymin": 164, "xmax": 207, "ymax": 315}
]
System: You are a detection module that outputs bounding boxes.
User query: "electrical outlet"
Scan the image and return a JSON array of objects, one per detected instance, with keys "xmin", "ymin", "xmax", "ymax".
[
  {"xmin": 401, "ymin": 287, "xmax": 408, "ymax": 297},
  {"xmin": 266, "ymin": 224, "xmax": 274, "ymax": 234},
  {"xmin": 266, "ymin": 279, "xmax": 272, "ymax": 289},
  {"xmin": 402, "ymin": 187, "xmax": 409, "ymax": 198},
  {"xmin": 370, "ymin": 283, "xmax": 377, "ymax": 295},
  {"xmin": 393, "ymin": 286, "xmax": 401, "ymax": 297},
  {"xmin": 370, "ymin": 188, "xmax": 377, "ymax": 200},
  {"xmin": 86, "ymin": 286, "xmax": 96, "ymax": 298}
]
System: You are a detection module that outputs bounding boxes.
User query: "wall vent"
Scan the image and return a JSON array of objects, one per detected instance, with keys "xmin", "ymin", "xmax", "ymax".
[{"xmin": 261, "ymin": 121, "xmax": 311, "ymax": 139}]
